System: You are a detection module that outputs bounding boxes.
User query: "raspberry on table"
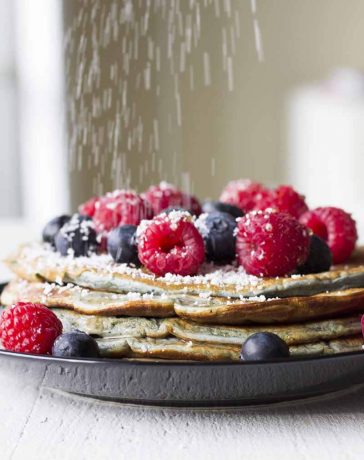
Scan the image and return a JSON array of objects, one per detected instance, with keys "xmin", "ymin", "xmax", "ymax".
[
  {"xmin": 93, "ymin": 190, "xmax": 152, "ymax": 233},
  {"xmin": 137, "ymin": 211, "xmax": 205, "ymax": 276},
  {"xmin": 144, "ymin": 182, "xmax": 201, "ymax": 216},
  {"xmin": 255, "ymin": 185, "xmax": 308, "ymax": 219},
  {"xmin": 79, "ymin": 196, "xmax": 99, "ymax": 218},
  {"xmin": 300, "ymin": 207, "xmax": 357, "ymax": 264},
  {"xmin": 236, "ymin": 210, "xmax": 310, "ymax": 277},
  {"xmin": 220, "ymin": 179, "xmax": 270, "ymax": 213},
  {"xmin": 0, "ymin": 303, "xmax": 63, "ymax": 354}
]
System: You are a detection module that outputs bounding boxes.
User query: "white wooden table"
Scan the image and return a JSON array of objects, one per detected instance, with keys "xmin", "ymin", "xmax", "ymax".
[
  {"xmin": 1, "ymin": 367, "xmax": 364, "ymax": 460},
  {"xmin": 1, "ymin": 220, "xmax": 364, "ymax": 460}
]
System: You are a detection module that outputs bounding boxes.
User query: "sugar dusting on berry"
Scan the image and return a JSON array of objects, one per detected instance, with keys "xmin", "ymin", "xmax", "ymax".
[
  {"xmin": 195, "ymin": 213, "xmax": 210, "ymax": 237},
  {"xmin": 137, "ymin": 210, "xmax": 193, "ymax": 240},
  {"xmin": 236, "ymin": 210, "xmax": 310, "ymax": 277}
]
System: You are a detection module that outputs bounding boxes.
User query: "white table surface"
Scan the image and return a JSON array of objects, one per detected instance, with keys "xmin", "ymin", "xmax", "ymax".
[
  {"xmin": 1, "ymin": 369, "xmax": 364, "ymax": 460},
  {"xmin": 1, "ymin": 220, "xmax": 364, "ymax": 460}
]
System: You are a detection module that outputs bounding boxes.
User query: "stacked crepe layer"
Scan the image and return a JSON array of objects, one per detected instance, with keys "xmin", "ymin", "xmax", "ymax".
[{"xmin": 2, "ymin": 243, "xmax": 364, "ymax": 361}]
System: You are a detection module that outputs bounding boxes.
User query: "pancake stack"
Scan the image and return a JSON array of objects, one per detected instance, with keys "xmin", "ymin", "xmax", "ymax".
[{"xmin": 2, "ymin": 242, "xmax": 364, "ymax": 361}]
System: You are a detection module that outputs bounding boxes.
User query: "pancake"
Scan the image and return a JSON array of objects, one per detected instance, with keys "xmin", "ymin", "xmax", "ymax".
[
  {"xmin": 96, "ymin": 336, "xmax": 364, "ymax": 361},
  {"xmin": 55, "ymin": 309, "xmax": 169, "ymax": 338},
  {"xmin": 3, "ymin": 278, "xmax": 364, "ymax": 325},
  {"xmin": 0, "ymin": 303, "xmax": 361, "ymax": 360},
  {"xmin": 23, "ymin": 307, "xmax": 363, "ymax": 346},
  {"xmin": 1, "ymin": 279, "xmax": 174, "ymax": 317},
  {"xmin": 6, "ymin": 243, "xmax": 364, "ymax": 300},
  {"xmin": 165, "ymin": 316, "xmax": 362, "ymax": 346},
  {"xmin": 174, "ymin": 290, "xmax": 364, "ymax": 324}
]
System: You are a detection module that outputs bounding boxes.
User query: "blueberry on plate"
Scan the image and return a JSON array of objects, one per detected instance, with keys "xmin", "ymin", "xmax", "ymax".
[
  {"xmin": 42, "ymin": 215, "xmax": 71, "ymax": 247},
  {"xmin": 240, "ymin": 332, "xmax": 290, "ymax": 361},
  {"xmin": 202, "ymin": 201, "xmax": 244, "ymax": 219},
  {"xmin": 52, "ymin": 331, "xmax": 100, "ymax": 358},
  {"xmin": 55, "ymin": 214, "xmax": 98, "ymax": 257},
  {"xmin": 196, "ymin": 211, "xmax": 237, "ymax": 263},
  {"xmin": 297, "ymin": 235, "xmax": 332, "ymax": 275},
  {"xmin": 107, "ymin": 225, "xmax": 140, "ymax": 265}
]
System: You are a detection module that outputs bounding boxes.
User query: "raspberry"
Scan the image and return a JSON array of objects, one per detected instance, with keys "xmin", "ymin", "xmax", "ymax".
[
  {"xmin": 144, "ymin": 182, "xmax": 184, "ymax": 215},
  {"xmin": 181, "ymin": 193, "xmax": 202, "ymax": 216},
  {"xmin": 255, "ymin": 185, "xmax": 308, "ymax": 219},
  {"xmin": 300, "ymin": 207, "xmax": 357, "ymax": 264},
  {"xmin": 0, "ymin": 303, "xmax": 63, "ymax": 354},
  {"xmin": 137, "ymin": 211, "xmax": 205, "ymax": 276},
  {"xmin": 236, "ymin": 210, "xmax": 310, "ymax": 277},
  {"xmin": 220, "ymin": 179, "xmax": 270, "ymax": 212},
  {"xmin": 79, "ymin": 196, "xmax": 99, "ymax": 218},
  {"xmin": 93, "ymin": 190, "xmax": 152, "ymax": 233},
  {"xmin": 144, "ymin": 182, "xmax": 201, "ymax": 216}
]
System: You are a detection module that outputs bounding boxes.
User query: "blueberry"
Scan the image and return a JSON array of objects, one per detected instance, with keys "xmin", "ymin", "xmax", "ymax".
[
  {"xmin": 52, "ymin": 331, "xmax": 100, "ymax": 358},
  {"xmin": 107, "ymin": 225, "xmax": 140, "ymax": 265},
  {"xmin": 55, "ymin": 214, "xmax": 98, "ymax": 257},
  {"xmin": 42, "ymin": 215, "xmax": 71, "ymax": 247},
  {"xmin": 297, "ymin": 235, "xmax": 332, "ymax": 274},
  {"xmin": 240, "ymin": 332, "xmax": 290, "ymax": 361},
  {"xmin": 202, "ymin": 201, "xmax": 244, "ymax": 219},
  {"xmin": 196, "ymin": 211, "xmax": 237, "ymax": 263}
]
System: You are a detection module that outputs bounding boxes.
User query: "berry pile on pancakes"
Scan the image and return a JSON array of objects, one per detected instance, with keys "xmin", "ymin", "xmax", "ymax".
[{"xmin": 1, "ymin": 180, "xmax": 364, "ymax": 361}]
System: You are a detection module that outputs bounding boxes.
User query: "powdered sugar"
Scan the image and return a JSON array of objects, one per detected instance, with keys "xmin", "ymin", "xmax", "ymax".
[{"xmin": 195, "ymin": 213, "xmax": 209, "ymax": 237}]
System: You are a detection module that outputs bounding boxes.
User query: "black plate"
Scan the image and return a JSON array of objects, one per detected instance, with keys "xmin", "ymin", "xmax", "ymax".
[{"xmin": 1, "ymin": 350, "xmax": 364, "ymax": 407}]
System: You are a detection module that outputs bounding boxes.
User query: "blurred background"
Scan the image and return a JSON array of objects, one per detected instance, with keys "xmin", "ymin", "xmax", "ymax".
[{"xmin": 1, "ymin": 0, "xmax": 364, "ymax": 254}]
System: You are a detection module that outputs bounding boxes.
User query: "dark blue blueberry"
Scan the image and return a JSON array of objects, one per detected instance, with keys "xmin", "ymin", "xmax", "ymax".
[
  {"xmin": 42, "ymin": 215, "xmax": 71, "ymax": 247},
  {"xmin": 52, "ymin": 331, "xmax": 100, "ymax": 358},
  {"xmin": 55, "ymin": 214, "xmax": 98, "ymax": 257},
  {"xmin": 197, "ymin": 211, "xmax": 237, "ymax": 263},
  {"xmin": 107, "ymin": 225, "xmax": 140, "ymax": 266},
  {"xmin": 240, "ymin": 332, "xmax": 290, "ymax": 361},
  {"xmin": 297, "ymin": 235, "xmax": 332, "ymax": 275},
  {"xmin": 202, "ymin": 201, "xmax": 244, "ymax": 219}
]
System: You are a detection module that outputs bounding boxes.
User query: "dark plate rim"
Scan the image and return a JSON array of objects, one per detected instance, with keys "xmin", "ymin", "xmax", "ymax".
[{"xmin": 0, "ymin": 348, "xmax": 363, "ymax": 367}]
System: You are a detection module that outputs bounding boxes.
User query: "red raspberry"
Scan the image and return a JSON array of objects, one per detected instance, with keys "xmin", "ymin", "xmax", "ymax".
[
  {"xmin": 144, "ymin": 182, "xmax": 201, "ymax": 216},
  {"xmin": 181, "ymin": 193, "xmax": 202, "ymax": 216},
  {"xmin": 0, "ymin": 303, "xmax": 63, "ymax": 354},
  {"xmin": 79, "ymin": 196, "xmax": 99, "ymax": 218},
  {"xmin": 236, "ymin": 210, "xmax": 310, "ymax": 277},
  {"xmin": 144, "ymin": 182, "xmax": 184, "ymax": 215},
  {"xmin": 255, "ymin": 185, "xmax": 308, "ymax": 219},
  {"xmin": 220, "ymin": 179, "xmax": 270, "ymax": 212},
  {"xmin": 137, "ymin": 211, "xmax": 205, "ymax": 276},
  {"xmin": 93, "ymin": 190, "xmax": 152, "ymax": 233},
  {"xmin": 300, "ymin": 207, "xmax": 357, "ymax": 264}
]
